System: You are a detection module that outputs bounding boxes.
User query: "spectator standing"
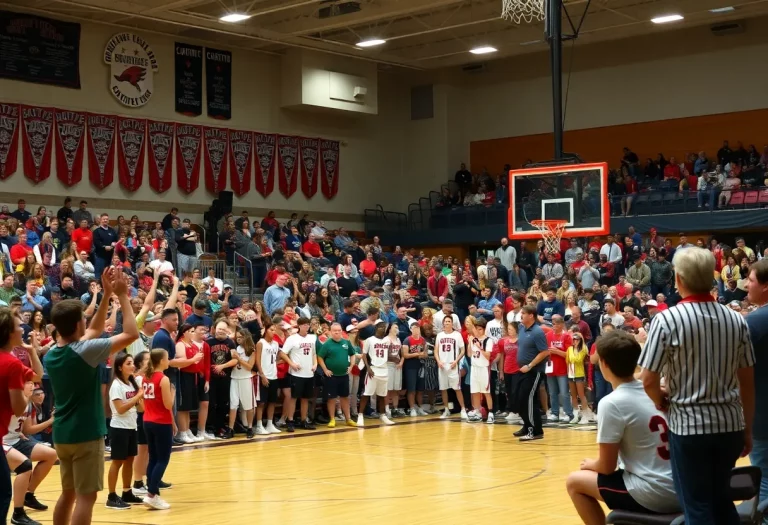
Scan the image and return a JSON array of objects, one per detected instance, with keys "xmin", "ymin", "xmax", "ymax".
[
  {"xmin": 161, "ymin": 208, "xmax": 178, "ymax": 232},
  {"xmin": 625, "ymin": 258, "xmax": 651, "ymax": 294},
  {"xmin": 455, "ymin": 163, "xmax": 472, "ymax": 201},
  {"xmin": 56, "ymin": 197, "xmax": 73, "ymax": 225},
  {"xmin": 564, "ymin": 239, "xmax": 583, "ymax": 267},
  {"xmin": 92, "ymin": 214, "xmax": 118, "ymax": 278},
  {"xmin": 264, "ymin": 274, "xmax": 291, "ymax": 316},
  {"xmin": 71, "ymin": 201, "xmax": 93, "ymax": 229},
  {"xmin": 514, "ymin": 305, "xmax": 550, "ymax": 442},
  {"xmin": 175, "ymin": 219, "xmax": 198, "ymax": 277},
  {"xmin": 10, "ymin": 200, "xmax": 30, "ymax": 223},
  {"xmin": 494, "ymin": 238, "xmax": 517, "ymax": 272},
  {"xmin": 639, "ymin": 248, "xmax": 755, "ymax": 524}
]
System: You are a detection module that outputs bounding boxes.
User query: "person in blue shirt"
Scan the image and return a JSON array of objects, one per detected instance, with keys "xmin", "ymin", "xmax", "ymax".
[
  {"xmin": 627, "ymin": 226, "xmax": 642, "ymax": 249},
  {"xmin": 185, "ymin": 300, "xmax": 213, "ymax": 330},
  {"xmin": 263, "ymin": 274, "xmax": 292, "ymax": 315},
  {"xmin": 475, "ymin": 287, "xmax": 501, "ymax": 321},
  {"xmin": 284, "ymin": 226, "xmax": 303, "ymax": 253},
  {"xmin": 379, "ymin": 300, "xmax": 397, "ymax": 324},
  {"xmin": 21, "ymin": 282, "xmax": 48, "ymax": 313},
  {"xmin": 536, "ymin": 289, "xmax": 565, "ymax": 325}
]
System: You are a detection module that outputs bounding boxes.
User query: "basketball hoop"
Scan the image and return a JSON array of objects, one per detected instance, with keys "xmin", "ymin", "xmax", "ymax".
[
  {"xmin": 501, "ymin": 0, "xmax": 546, "ymax": 24},
  {"xmin": 530, "ymin": 219, "xmax": 567, "ymax": 255}
]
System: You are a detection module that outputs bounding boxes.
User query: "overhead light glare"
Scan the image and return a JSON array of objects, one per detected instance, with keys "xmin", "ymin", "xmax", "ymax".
[
  {"xmin": 219, "ymin": 13, "xmax": 252, "ymax": 22},
  {"xmin": 709, "ymin": 6, "xmax": 735, "ymax": 13},
  {"xmin": 470, "ymin": 46, "xmax": 497, "ymax": 54},
  {"xmin": 651, "ymin": 14, "xmax": 684, "ymax": 24},
  {"xmin": 356, "ymin": 39, "xmax": 386, "ymax": 48}
]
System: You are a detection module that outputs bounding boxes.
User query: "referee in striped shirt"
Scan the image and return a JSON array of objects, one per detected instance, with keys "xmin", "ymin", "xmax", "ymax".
[{"xmin": 638, "ymin": 247, "xmax": 755, "ymax": 525}]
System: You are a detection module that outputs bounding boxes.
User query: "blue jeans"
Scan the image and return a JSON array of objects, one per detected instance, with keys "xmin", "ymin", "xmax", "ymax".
[
  {"xmin": 546, "ymin": 375, "xmax": 572, "ymax": 418},
  {"xmin": 144, "ymin": 421, "xmax": 173, "ymax": 497},
  {"xmin": 669, "ymin": 430, "xmax": 744, "ymax": 525},
  {"xmin": 593, "ymin": 367, "xmax": 612, "ymax": 411},
  {"xmin": 750, "ymin": 438, "xmax": 768, "ymax": 524},
  {"xmin": 697, "ymin": 188, "xmax": 717, "ymax": 208}
]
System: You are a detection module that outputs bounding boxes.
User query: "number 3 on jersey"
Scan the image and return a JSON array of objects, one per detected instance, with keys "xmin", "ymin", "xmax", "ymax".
[
  {"xmin": 143, "ymin": 382, "xmax": 156, "ymax": 400},
  {"xmin": 649, "ymin": 415, "xmax": 670, "ymax": 460}
]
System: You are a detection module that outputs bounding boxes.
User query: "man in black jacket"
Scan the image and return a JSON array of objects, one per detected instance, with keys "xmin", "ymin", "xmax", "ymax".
[
  {"xmin": 175, "ymin": 219, "xmax": 198, "ymax": 277},
  {"xmin": 92, "ymin": 213, "xmax": 118, "ymax": 278},
  {"xmin": 56, "ymin": 197, "xmax": 74, "ymax": 224}
]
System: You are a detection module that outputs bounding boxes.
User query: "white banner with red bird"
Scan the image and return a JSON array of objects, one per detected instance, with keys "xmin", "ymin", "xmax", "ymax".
[{"xmin": 104, "ymin": 33, "xmax": 159, "ymax": 108}]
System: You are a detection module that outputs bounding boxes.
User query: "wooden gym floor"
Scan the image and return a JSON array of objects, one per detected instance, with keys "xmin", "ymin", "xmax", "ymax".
[{"xmin": 29, "ymin": 416, "xmax": 605, "ymax": 524}]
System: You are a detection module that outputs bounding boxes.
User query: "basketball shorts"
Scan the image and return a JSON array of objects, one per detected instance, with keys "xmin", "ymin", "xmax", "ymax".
[
  {"xmin": 324, "ymin": 375, "xmax": 349, "ymax": 399},
  {"xmin": 109, "ymin": 427, "xmax": 138, "ymax": 461},
  {"xmin": 257, "ymin": 379, "xmax": 279, "ymax": 404},
  {"xmin": 230, "ymin": 377, "xmax": 256, "ymax": 411},
  {"xmin": 387, "ymin": 364, "xmax": 402, "ymax": 391},
  {"xmin": 470, "ymin": 365, "xmax": 491, "ymax": 394},
  {"xmin": 290, "ymin": 375, "xmax": 314, "ymax": 400},
  {"xmin": 363, "ymin": 374, "xmax": 388, "ymax": 397},
  {"xmin": 438, "ymin": 364, "xmax": 460, "ymax": 391},
  {"xmin": 598, "ymin": 470, "xmax": 657, "ymax": 514}
]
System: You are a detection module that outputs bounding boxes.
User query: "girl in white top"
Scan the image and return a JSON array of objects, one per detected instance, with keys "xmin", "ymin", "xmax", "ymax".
[
  {"xmin": 131, "ymin": 351, "xmax": 150, "ymax": 496},
  {"xmin": 385, "ymin": 323, "xmax": 404, "ymax": 417},
  {"xmin": 255, "ymin": 325, "xmax": 281, "ymax": 435},
  {"xmin": 230, "ymin": 329, "xmax": 256, "ymax": 437},
  {"xmin": 107, "ymin": 352, "xmax": 145, "ymax": 508},
  {"xmin": 358, "ymin": 321, "xmax": 395, "ymax": 426},
  {"xmin": 434, "ymin": 317, "xmax": 468, "ymax": 420}
]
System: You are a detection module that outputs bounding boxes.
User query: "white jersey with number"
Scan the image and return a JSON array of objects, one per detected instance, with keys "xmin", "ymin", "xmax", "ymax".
[
  {"xmin": 597, "ymin": 380, "xmax": 680, "ymax": 514},
  {"xmin": 435, "ymin": 331, "xmax": 464, "ymax": 364},
  {"xmin": 4, "ymin": 404, "xmax": 31, "ymax": 446},
  {"xmin": 387, "ymin": 336, "xmax": 402, "ymax": 365},
  {"xmin": 258, "ymin": 339, "xmax": 280, "ymax": 380},
  {"xmin": 469, "ymin": 336, "xmax": 493, "ymax": 368},
  {"xmin": 231, "ymin": 345, "xmax": 254, "ymax": 380},
  {"xmin": 363, "ymin": 336, "xmax": 389, "ymax": 378},
  {"xmin": 283, "ymin": 333, "xmax": 317, "ymax": 379}
]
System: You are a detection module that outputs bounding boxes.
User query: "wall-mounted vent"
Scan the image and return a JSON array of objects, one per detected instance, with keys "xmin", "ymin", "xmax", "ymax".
[
  {"xmin": 462, "ymin": 63, "xmax": 487, "ymax": 74},
  {"xmin": 710, "ymin": 21, "xmax": 745, "ymax": 35}
]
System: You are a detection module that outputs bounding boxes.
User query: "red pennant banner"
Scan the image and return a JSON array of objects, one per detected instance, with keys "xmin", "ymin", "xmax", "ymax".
[
  {"xmin": 54, "ymin": 109, "xmax": 86, "ymax": 187},
  {"xmin": 299, "ymin": 137, "xmax": 319, "ymax": 199},
  {"xmin": 0, "ymin": 103, "xmax": 20, "ymax": 181},
  {"xmin": 147, "ymin": 120, "xmax": 174, "ymax": 194},
  {"xmin": 228, "ymin": 130, "xmax": 253, "ymax": 197},
  {"xmin": 254, "ymin": 132, "xmax": 275, "ymax": 198},
  {"xmin": 320, "ymin": 139, "xmax": 340, "ymax": 200},
  {"xmin": 87, "ymin": 113, "xmax": 116, "ymax": 190},
  {"xmin": 203, "ymin": 126, "xmax": 228, "ymax": 194},
  {"xmin": 116, "ymin": 117, "xmax": 147, "ymax": 192},
  {"xmin": 20, "ymin": 105, "xmax": 54, "ymax": 184},
  {"xmin": 175, "ymin": 124, "xmax": 202, "ymax": 194},
  {"xmin": 277, "ymin": 135, "xmax": 298, "ymax": 198}
]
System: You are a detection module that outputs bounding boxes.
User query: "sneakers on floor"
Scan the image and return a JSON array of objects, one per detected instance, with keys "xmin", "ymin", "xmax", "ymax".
[
  {"xmin": 440, "ymin": 407, "xmax": 451, "ymax": 419},
  {"xmin": 157, "ymin": 480, "xmax": 172, "ymax": 489},
  {"xmin": 486, "ymin": 412, "xmax": 495, "ymax": 424},
  {"xmin": 11, "ymin": 510, "xmax": 41, "ymax": 525},
  {"xmin": 143, "ymin": 495, "xmax": 170, "ymax": 510},
  {"xmin": 328, "ymin": 418, "xmax": 336, "ymax": 428},
  {"xmin": 416, "ymin": 406, "xmax": 428, "ymax": 416},
  {"xmin": 504, "ymin": 413, "xmax": 523, "ymax": 424},
  {"xmin": 131, "ymin": 482, "xmax": 148, "ymax": 496},
  {"xmin": 121, "ymin": 490, "xmax": 144, "ymax": 504},
  {"xmin": 356, "ymin": 414, "xmax": 365, "ymax": 427},
  {"xmin": 300, "ymin": 420, "xmax": 316, "ymax": 430},
  {"xmin": 460, "ymin": 408, "xmax": 468, "ymax": 421},
  {"xmin": 409, "ymin": 408, "xmax": 418, "ymax": 417},
  {"xmin": 519, "ymin": 430, "xmax": 544, "ymax": 442},
  {"xmin": 570, "ymin": 414, "xmax": 580, "ymax": 424},
  {"xmin": 345, "ymin": 419, "xmax": 357, "ymax": 427},
  {"xmin": 467, "ymin": 413, "xmax": 482, "ymax": 422},
  {"xmin": 105, "ymin": 493, "xmax": 130, "ymax": 510},
  {"xmin": 24, "ymin": 493, "xmax": 47, "ymax": 511},
  {"xmin": 546, "ymin": 411, "xmax": 558, "ymax": 422},
  {"xmin": 559, "ymin": 414, "xmax": 572, "ymax": 423},
  {"xmin": 379, "ymin": 414, "xmax": 395, "ymax": 425},
  {"xmin": 246, "ymin": 427, "xmax": 255, "ymax": 439},
  {"xmin": 579, "ymin": 415, "xmax": 592, "ymax": 425},
  {"xmin": 265, "ymin": 422, "xmax": 281, "ymax": 434},
  {"xmin": 254, "ymin": 424, "xmax": 269, "ymax": 435}
]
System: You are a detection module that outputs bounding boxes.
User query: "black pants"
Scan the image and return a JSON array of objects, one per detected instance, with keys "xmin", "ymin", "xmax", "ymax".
[
  {"xmin": 490, "ymin": 370, "xmax": 499, "ymax": 411},
  {"xmin": 209, "ymin": 376, "xmax": 230, "ymax": 433},
  {"xmin": 516, "ymin": 371, "xmax": 543, "ymax": 436},
  {"xmin": 505, "ymin": 372, "xmax": 523, "ymax": 413},
  {"xmin": 1, "ymin": 449, "xmax": 10, "ymax": 525},
  {"xmin": 144, "ymin": 422, "xmax": 173, "ymax": 497}
]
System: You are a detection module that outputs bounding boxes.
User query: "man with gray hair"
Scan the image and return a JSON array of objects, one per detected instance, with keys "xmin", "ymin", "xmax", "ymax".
[{"xmin": 639, "ymin": 247, "xmax": 755, "ymax": 524}]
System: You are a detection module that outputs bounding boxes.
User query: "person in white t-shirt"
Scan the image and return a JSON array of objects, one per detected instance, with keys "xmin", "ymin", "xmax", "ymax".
[
  {"xmin": 359, "ymin": 321, "xmax": 395, "ymax": 426},
  {"xmin": 280, "ymin": 318, "xmax": 318, "ymax": 432},
  {"xmin": 432, "ymin": 300, "xmax": 460, "ymax": 335},
  {"xmin": 254, "ymin": 326, "xmax": 281, "ymax": 435},
  {"xmin": 566, "ymin": 331, "xmax": 680, "ymax": 522},
  {"xmin": 230, "ymin": 329, "xmax": 256, "ymax": 438},
  {"xmin": 435, "ymin": 317, "xmax": 468, "ymax": 420}
]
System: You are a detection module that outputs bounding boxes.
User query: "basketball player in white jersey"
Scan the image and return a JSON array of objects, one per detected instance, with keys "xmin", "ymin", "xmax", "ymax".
[
  {"xmin": 435, "ymin": 317, "xmax": 468, "ymax": 420},
  {"xmin": 468, "ymin": 318, "xmax": 495, "ymax": 423},
  {"xmin": 566, "ymin": 331, "xmax": 680, "ymax": 523},
  {"xmin": 254, "ymin": 325, "xmax": 281, "ymax": 435},
  {"xmin": 358, "ymin": 321, "xmax": 394, "ymax": 426},
  {"xmin": 281, "ymin": 317, "xmax": 318, "ymax": 432},
  {"xmin": 384, "ymin": 323, "xmax": 404, "ymax": 418}
]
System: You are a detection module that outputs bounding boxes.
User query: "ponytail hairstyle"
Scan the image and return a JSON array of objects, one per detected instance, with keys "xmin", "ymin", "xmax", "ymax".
[
  {"xmin": 145, "ymin": 349, "xmax": 167, "ymax": 380},
  {"xmin": 134, "ymin": 350, "xmax": 149, "ymax": 375},
  {"xmin": 348, "ymin": 330, "xmax": 360, "ymax": 349},
  {"xmin": 237, "ymin": 329, "xmax": 255, "ymax": 357},
  {"xmin": 175, "ymin": 323, "xmax": 194, "ymax": 343},
  {"xmin": 113, "ymin": 351, "xmax": 139, "ymax": 391}
]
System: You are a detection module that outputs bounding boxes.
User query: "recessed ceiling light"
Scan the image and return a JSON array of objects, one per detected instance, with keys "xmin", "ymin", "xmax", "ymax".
[
  {"xmin": 470, "ymin": 46, "xmax": 497, "ymax": 54},
  {"xmin": 219, "ymin": 13, "xmax": 251, "ymax": 23},
  {"xmin": 651, "ymin": 14, "xmax": 684, "ymax": 24},
  {"xmin": 709, "ymin": 6, "xmax": 735, "ymax": 13},
  {"xmin": 356, "ymin": 39, "xmax": 386, "ymax": 48}
]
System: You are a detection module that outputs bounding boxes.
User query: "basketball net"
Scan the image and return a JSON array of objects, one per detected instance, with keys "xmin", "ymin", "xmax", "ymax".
[
  {"xmin": 501, "ymin": 0, "xmax": 546, "ymax": 24},
  {"xmin": 530, "ymin": 219, "xmax": 567, "ymax": 255}
]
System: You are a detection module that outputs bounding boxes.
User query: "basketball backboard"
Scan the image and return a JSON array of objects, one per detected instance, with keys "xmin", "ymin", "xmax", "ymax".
[{"xmin": 507, "ymin": 162, "xmax": 609, "ymax": 240}]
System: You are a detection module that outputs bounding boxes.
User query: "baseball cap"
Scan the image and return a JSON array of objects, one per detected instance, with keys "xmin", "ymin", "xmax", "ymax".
[
  {"xmin": 223, "ymin": 283, "xmax": 232, "ymax": 290},
  {"xmin": 145, "ymin": 311, "xmax": 157, "ymax": 323},
  {"xmin": 345, "ymin": 324, "xmax": 359, "ymax": 332},
  {"xmin": 384, "ymin": 279, "xmax": 392, "ymax": 286},
  {"xmin": 646, "ymin": 300, "xmax": 658, "ymax": 307},
  {"xmin": 374, "ymin": 319, "xmax": 385, "ymax": 325}
]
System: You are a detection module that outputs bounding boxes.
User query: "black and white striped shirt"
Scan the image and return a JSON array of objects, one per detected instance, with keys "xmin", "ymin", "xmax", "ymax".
[{"xmin": 638, "ymin": 298, "xmax": 755, "ymax": 436}]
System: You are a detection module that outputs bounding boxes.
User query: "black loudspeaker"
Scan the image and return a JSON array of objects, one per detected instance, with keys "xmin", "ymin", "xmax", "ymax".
[{"xmin": 218, "ymin": 191, "xmax": 233, "ymax": 214}]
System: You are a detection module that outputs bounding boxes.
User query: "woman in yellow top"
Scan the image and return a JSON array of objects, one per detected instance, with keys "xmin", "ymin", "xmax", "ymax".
[
  {"xmin": 566, "ymin": 328, "xmax": 593, "ymax": 425},
  {"xmin": 720, "ymin": 255, "xmax": 740, "ymax": 282}
]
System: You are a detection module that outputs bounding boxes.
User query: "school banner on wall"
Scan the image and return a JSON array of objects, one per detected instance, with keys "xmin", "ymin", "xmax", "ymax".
[
  {"xmin": 229, "ymin": 130, "xmax": 252, "ymax": 197},
  {"xmin": 116, "ymin": 117, "xmax": 146, "ymax": 192},
  {"xmin": 300, "ymin": 137, "xmax": 319, "ymax": 199},
  {"xmin": 205, "ymin": 48, "xmax": 232, "ymax": 120},
  {"xmin": 20, "ymin": 105, "xmax": 54, "ymax": 184},
  {"xmin": 277, "ymin": 135, "xmax": 298, "ymax": 198},
  {"xmin": 320, "ymin": 139, "xmax": 340, "ymax": 200},
  {"xmin": 0, "ymin": 103, "xmax": 20, "ymax": 180},
  {"xmin": 54, "ymin": 108, "xmax": 86, "ymax": 187},
  {"xmin": 174, "ymin": 42, "xmax": 203, "ymax": 117},
  {"xmin": 0, "ymin": 11, "xmax": 81, "ymax": 89},
  {"xmin": 254, "ymin": 133, "xmax": 275, "ymax": 198},
  {"xmin": 203, "ymin": 126, "xmax": 228, "ymax": 194},
  {"xmin": 175, "ymin": 124, "xmax": 202, "ymax": 194},
  {"xmin": 147, "ymin": 120, "xmax": 174, "ymax": 193},
  {"xmin": 87, "ymin": 113, "xmax": 116, "ymax": 190}
]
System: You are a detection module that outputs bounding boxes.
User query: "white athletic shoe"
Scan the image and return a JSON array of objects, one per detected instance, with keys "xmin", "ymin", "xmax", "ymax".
[
  {"xmin": 191, "ymin": 431, "xmax": 205, "ymax": 442},
  {"xmin": 357, "ymin": 414, "xmax": 365, "ymax": 427},
  {"xmin": 589, "ymin": 413, "xmax": 597, "ymax": 423},
  {"xmin": 131, "ymin": 484, "xmax": 148, "ymax": 496},
  {"xmin": 486, "ymin": 412, "xmax": 495, "ymax": 424},
  {"xmin": 143, "ymin": 495, "xmax": 170, "ymax": 510},
  {"xmin": 570, "ymin": 414, "xmax": 580, "ymax": 424},
  {"xmin": 579, "ymin": 414, "xmax": 592, "ymax": 425},
  {"xmin": 505, "ymin": 413, "xmax": 524, "ymax": 424},
  {"xmin": 185, "ymin": 430, "xmax": 199, "ymax": 442},
  {"xmin": 265, "ymin": 421, "xmax": 281, "ymax": 434},
  {"xmin": 409, "ymin": 408, "xmax": 418, "ymax": 417},
  {"xmin": 178, "ymin": 432, "xmax": 194, "ymax": 444},
  {"xmin": 203, "ymin": 431, "xmax": 218, "ymax": 441},
  {"xmin": 385, "ymin": 407, "xmax": 392, "ymax": 418},
  {"xmin": 416, "ymin": 406, "xmax": 428, "ymax": 416},
  {"xmin": 440, "ymin": 408, "xmax": 451, "ymax": 419},
  {"xmin": 254, "ymin": 424, "xmax": 269, "ymax": 435},
  {"xmin": 559, "ymin": 414, "xmax": 571, "ymax": 423},
  {"xmin": 380, "ymin": 414, "xmax": 395, "ymax": 425},
  {"xmin": 546, "ymin": 411, "xmax": 558, "ymax": 422},
  {"xmin": 460, "ymin": 408, "xmax": 468, "ymax": 421}
]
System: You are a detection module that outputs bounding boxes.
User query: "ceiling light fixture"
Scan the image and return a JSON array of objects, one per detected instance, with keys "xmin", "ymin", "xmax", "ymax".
[
  {"xmin": 651, "ymin": 14, "xmax": 684, "ymax": 24},
  {"xmin": 219, "ymin": 13, "xmax": 251, "ymax": 23},
  {"xmin": 470, "ymin": 46, "xmax": 497, "ymax": 54},
  {"xmin": 356, "ymin": 39, "xmax": 386, "ymax": 48},
  {"xmin": 709, "ymin": 6, "xmax": 735, "ymax": 13}
]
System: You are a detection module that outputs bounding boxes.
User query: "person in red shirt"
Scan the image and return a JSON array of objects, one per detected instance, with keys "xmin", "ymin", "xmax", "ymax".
[
  {"xmin": 426, "ymin": 266, "xmax": 448, "ymax": 308},
  {"xmin": 301, "ymin": 234, "xmax": 328, "ymax": 267},
  {"xmin": 174, "ymin": 324, "xmax": 207, "ymax": 444},
  {"xmin": 71, "ymin": 219, "xmax": 94, "ymax": 255},
  {"xmin": 359, "ymin": 252, "xmax": 377, "ymax": 279},
  {"xmin": 9, "ymin": 232, "xmax": 32, "ymax": 267},
  {"xmin": 663, "ymin": 156, "xmax": 681, "ymax": 181},
  {"xmin": 141, "ymin": 349, "xmax": 174, "ymax": 510},
  {"xmin": 621, "ymin": 306, "xmax": 643, "ymax": 330},
  {"xmin": 492, "ymin": 322, "xmax": 523, "ymax": 423},
  {"xmin": 545, "ymin": 315, "xmax": 573, "ymax": 423},
  {"xmin": 261, "ymin": 211, "xmax": 279, "ymax": 233}
]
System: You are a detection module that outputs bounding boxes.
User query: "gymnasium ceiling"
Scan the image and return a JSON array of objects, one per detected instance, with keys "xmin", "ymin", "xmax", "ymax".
[{"xmin": 4, "ymin": 0, "xmax": 766, "ymax": 70}]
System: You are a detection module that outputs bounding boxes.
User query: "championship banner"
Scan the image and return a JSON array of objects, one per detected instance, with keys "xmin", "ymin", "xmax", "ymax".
[
  {"xmin": 299, "ymin": 137, "xmax": 319, "ymax": 199},
  {"xmin": 174, "ymin": 42, "xmax": 203, "ymax": 117},
  {"xmin": 320, "ymin": 139, "xmax": 340, "ymax": 200},
  {"xmin": 87, "ymin": 113, "xmax": 116, "ymax": 189},
  {"xmin": 20, "ymin": 105, "xmax": 54, "ymax": 184},
  {"xmin": 203, "ymin": 126, "xmax": 228, "ymax": 194},
  {"xmin": 228, "ymin": 130, "xmax": 252, "ymax": 197},
  {"xmin": 0, "ymin": 103, "xmax": 20, "ymax": 180},
  {"xmin": 175, "ymin": 124, "xmax": 202, "ymax": 194},
  {"xmin": 116, "ymin": 117, "xmax": 146, "ymax": 192},
  {"xmin": 54, "ymin": 108, "xmax": 86, "ymax": 187},
  {"xmin": 205, "ymin": 48, "xmax": 231, "ymax": 120},
  {"xmin": 277, "ymin": 135, "xmax": 298, "ymax": 198},
  {"xmin": 253, "ymin": 132, "xmax": 275, "ymax": 198},
  {"xmin": 147, "ymin": 120, "xmax": 174, "ymax": 193}
]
